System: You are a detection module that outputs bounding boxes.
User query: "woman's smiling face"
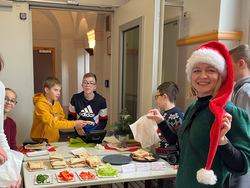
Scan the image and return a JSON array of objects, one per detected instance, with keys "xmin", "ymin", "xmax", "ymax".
[{"xmin": 191, "ymin": 63, "xmax": 220, "ymax": 97}]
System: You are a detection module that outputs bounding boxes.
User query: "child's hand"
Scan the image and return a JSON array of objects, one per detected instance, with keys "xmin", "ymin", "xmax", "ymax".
[
  {"xmin": 74, "ymin": 120, "xmax": 86, "ymax": 128},
  {"xmin": 154, "ymin": 142, "xmax": 159, "ymax": 149},
  {"xmin": 174, "ymin": 165, "xmax": 179, "ymax": 170},
  {"xmin": 0, "ymin": 146, "xmax": 7, "ymax": 165},
  {"xmin": 76, "ymin": 128, "xmax": 85, "ymax": 136},
  {"xmin": 147, "ymin": 109, "xmax": 164, "ymax": 124}
]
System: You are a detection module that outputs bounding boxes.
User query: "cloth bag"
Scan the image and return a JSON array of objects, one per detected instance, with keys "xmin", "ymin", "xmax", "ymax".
[
  {"xmin": 130, "ymin": 115, "xmax": 160, "ymax": 148},
  {"xmin": 0, "ymin": 149, "xmax": 23, "ymax": 187}
]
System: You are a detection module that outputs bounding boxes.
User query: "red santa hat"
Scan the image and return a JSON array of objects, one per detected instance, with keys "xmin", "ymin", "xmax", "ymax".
[{"xmin": 185, "ymin": 41, "xmax": 234, "ymax": 185}]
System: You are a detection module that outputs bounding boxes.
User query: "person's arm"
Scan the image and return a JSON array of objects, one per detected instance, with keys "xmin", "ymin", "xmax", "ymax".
[
  {"xmin": 68, "ymin": 96, "xmax": 77, "ymax": 120},
  {"xmin": 218, "ymin": 141, "xmax": 245, "ymax": 172},
  {"xmin": 95, "ymin": 99, "xmax": 108, "ymax": 130},
  {"xmin": 9, "ymin": 120, "xmax": 17, "ymax": 151},
  {"xmin": 234, "ymin": 87, "xmax": 250, "ymax": 117},
  {"xmin": 147, "ymin": 109, "xmax": 178, "ymax": 145},
  {"xmin": 158, "ymin": 120, "xmax": 178, "ymax": 145},
  {"xmin": 222, "ymin": 105, "xmax": 250, "ymax": 175},
  {"xmin": 35, "ymin": 102, "xmax": 75, "ymax": 129}
]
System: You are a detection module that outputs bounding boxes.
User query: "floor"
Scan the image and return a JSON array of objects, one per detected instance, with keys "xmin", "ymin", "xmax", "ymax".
[{"xmin": 72, "ymin": 179, "xmax": 175, "ymax": 188}]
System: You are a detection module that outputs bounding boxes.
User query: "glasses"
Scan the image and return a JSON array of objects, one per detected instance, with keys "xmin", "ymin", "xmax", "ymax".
[
  {"xmin": 82, "ymin": 81, "xmax": 96, "ymax": 86},
  {"xmin": 4, "ymin": 97, "xmax": 17, "ymax": 105},
  {"xmin": 154, "ymin": 94, "xmax": 163, "ymax": 100}
]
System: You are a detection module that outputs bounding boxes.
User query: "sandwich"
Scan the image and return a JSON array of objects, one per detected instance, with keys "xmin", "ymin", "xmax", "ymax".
[
  {"xmin": 49, "ymin": 154, "xmax": 67, "ymax": 168},
  {"xmin": 76, "ymin": 151, "xmax": 91, "ymax": 159},
  {"xmin": 84, "ymin": 121, "xmax": 95, "ymax": 126},
  {"xmin": 49, "ymin": 154, "xmax": 64, "ymax": 161},
  {"xmin": 50, "ymin": 160, "xmax": 68, "ymax": 169},
  {"xmin": 27, "ymin": 161, "xmax": 44, "ymax": 170},
  {"xmin": 86, "ymin": 156, "xmax": 103, "ymax": 168},
  {"xmin": 132, "ymin": 149, "xmax": 150, "ymax": 158},
  {"xmin": 131, "ymin": 149, "xmax": 155, "ymax": 160},
  {"xmin": 69, "ymin": 158, "xmax": 87, "ymax": 167},
  {"xmin": 24, "ymin": 142, "xmax": 47, "ymax": 150}
]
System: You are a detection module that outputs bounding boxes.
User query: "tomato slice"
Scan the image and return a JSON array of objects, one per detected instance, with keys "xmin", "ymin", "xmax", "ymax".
[
  {"xmin": 59, "ymin": 170, "xmax": 74, "ymax": 181},
  {"xmin": 79, "ymin": 171, "xmax": 95, "ymax": 180}
]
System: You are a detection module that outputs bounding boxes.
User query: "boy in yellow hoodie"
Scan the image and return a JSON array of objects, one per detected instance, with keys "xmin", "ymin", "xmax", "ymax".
[{"xmin": 30, "ymin": 77, "xmax": 86, "ymax": 142}]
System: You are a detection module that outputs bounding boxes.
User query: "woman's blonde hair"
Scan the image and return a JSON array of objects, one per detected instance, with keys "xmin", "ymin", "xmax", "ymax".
[{"xmin": 187, "ymin": 74, "xmax": 223, "ymax": 98}]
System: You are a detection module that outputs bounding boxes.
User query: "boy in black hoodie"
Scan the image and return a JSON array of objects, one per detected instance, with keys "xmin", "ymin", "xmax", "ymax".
[{"xmin": 68, "ymin": 73, "xmax": 108, "ymax": 138}]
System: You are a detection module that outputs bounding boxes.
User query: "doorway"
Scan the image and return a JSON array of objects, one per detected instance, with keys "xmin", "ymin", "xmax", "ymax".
[
  {"xmin": 33, "ymin": 47, "xmax": 55, "ymax": 94},
  {"xmin": 122, "ymin": 26, "xmax": 139, "ymax": 121},
  {"xmin": 119, "ymin": 17, "xmax": 143, "ymax": 121},
  {"xmin": 161, "ymin": 20, "xmax": 179, "ymax": 83}
]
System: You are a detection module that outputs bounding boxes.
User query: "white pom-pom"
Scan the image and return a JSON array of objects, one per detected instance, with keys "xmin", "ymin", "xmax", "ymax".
[{"xmin": 197, "ymin": 168, "xmax": 217, "ymax": 185}]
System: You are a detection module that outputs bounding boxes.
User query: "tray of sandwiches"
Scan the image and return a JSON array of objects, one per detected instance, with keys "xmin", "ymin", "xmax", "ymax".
[
  {"xmin": 49, "ymin": 154, "xmax": 68, "ymax": 169},
  {"xmin": 27, "ymin": 160, "xmax": 46, "ymax": 171},
  {"xmin": 130, "ymin": 149, "xmax": 159, "ymax": 162}
]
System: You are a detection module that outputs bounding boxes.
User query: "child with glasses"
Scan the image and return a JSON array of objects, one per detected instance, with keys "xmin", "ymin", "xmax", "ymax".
[
  {"xmin": 68, "ymin": 73, "xmax": 108, "ymax": 138},
  {"xmin": 4, "ymin": 88, "xmax": 18, "ymax": 151},
  {"xmin": 30, "ymin": 77, "xmax": 86, "ymax": 143},
  {"xmin": 154, "ymin": 81, "xmax": 183, "ymax": 187},
  {"xmin": 154, "ymin": 81, "xmax": 184, "ymax": 161}
]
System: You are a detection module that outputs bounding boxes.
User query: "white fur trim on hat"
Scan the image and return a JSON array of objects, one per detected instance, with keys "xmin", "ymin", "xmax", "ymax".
[
  {"xmin": 186, "ymin": 48, "xmax": 227, "ymax": 83},
  {"xmin": 197, "ymin": 168, "xmax": 217, "ymax": 185}
]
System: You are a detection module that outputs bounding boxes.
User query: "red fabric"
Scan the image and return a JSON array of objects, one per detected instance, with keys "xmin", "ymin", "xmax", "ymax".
[
  {"xmin": 104, "ymin": 144, "xmax": 139, "ymax": 152},
  {"xmin": 18, "ymin": 143, "xmax": 56, "ymax": 154},
  {"xmin": 197, "ymin": 41, "xmax": 234, "ymax": 171}
]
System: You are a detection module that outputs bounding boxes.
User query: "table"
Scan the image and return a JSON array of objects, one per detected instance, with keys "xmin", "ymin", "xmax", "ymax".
[
  {"xmin": 23, "ymin": 156, "xmax": 177, "ymax": 188},
  {"xmin": 22, "ymin": 142, "xmax": 177, "ymax": 187},
  {"xmin": 23, "ymin": 142, "xmax": 132, "ymax": 162}
]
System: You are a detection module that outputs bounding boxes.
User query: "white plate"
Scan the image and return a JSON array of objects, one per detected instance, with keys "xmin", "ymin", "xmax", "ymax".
[
  {"xmin": 71, "ymin": 147, "xmax": 87, "ymax": 156},
  {"xmin": 75, "ymin": 170, "xmax": 98, "ymax": 181},
  {"xmin": 26, "ymin": 150, "xmax": 50, "ymax": 157},
  {"xmin": 34, "ymin": 173, "xmax": 53, "ymax": 185},
  {"xmin": 55, "ymin": 172, "xmax": 76, "ymax": 182}
]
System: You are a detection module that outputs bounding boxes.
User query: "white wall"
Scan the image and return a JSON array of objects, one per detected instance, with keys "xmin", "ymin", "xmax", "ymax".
[
  {"xmin": 61, "ymin": 39, "xmax": 77, "ymax": 106},
  {"xmin": 219, "ymin": 0, "xmax": 241, "ymax": 32},
  {"xmin": 0, "ymin": 2, "xmax": 34, "ymax": 147},
  {"xmin": 185, "ymin": 0, "xmax": 221, "ymax": 37},
  {"xmin": 240, "ymin": 0, "xmax": 250, "ymax": 44}
]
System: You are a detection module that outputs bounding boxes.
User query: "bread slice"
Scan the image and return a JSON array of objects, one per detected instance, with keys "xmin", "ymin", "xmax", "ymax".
[
  {"xmin": 49, "ymin": 154, "xmax": 64, "ymax": 160},
  {"xmin": 24, "ymin": 142, "xmax": 47, "ymax": 150},
  {"xmin": 27, "ymin": 161, "xmax": 44, "ymax": 170},
  {"xmin": 86, "ymin": 156, "xmax": 102, "ymax": 168},
  {"xmin": 132, "ymin": 156, "xmax": 146, "ymax": 160},
  {"xmin": 69, "ymin": 158, "xmax": 85, "ymax": 164},
  {"xmin": 84, "ymin": 121, "xmax": 95, "ymax": 126},
  {"xmin": 51, "ymin": 160, "xmax": 67, "ymax": 166},
  {"xmin": 145, "ymin": 156, "xmax": 155, "ymax": 160},
  {"xmin": 132, "ymin": 149, "xmax": 149, "ymax": 158},
  {"xmin": 50, "ymin": 160, "xmax": 67, "ymax": 169}
]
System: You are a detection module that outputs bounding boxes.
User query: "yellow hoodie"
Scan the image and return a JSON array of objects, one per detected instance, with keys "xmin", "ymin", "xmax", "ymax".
[{"xmin": 30, "ymin": 93, "xmax": 74, "ymax": 142}]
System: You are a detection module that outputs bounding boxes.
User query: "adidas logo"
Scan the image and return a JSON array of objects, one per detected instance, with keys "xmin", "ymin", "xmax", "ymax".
[{"xmin": 79, "ymin": 105, "xmax": 95, "ymax": 118}]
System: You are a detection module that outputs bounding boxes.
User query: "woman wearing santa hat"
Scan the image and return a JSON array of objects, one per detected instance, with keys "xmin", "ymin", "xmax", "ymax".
[{"xmin": 147, "ymin": 41, "xmax": 250, "ymax": 188}]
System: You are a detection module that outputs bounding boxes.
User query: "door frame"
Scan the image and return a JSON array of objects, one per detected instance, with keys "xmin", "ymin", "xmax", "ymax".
[
  {"xmin": 33, "ymin": 47, "xmax": 55, "ymax": 76},
  {"xmin": 119, "ymin": 16, "xmax": 144, "ymax": 119}
]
